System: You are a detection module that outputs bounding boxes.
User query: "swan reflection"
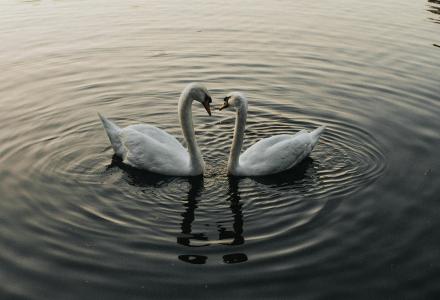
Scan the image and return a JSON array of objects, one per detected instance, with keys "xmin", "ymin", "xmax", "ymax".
[
  {"xmin": 105, "ymin": 154, "xmax": 318, "ymax": 265},
  {"xmin": 251, "ymin": 157, "xmax": 316, "ymax": 187},
  {"xmin": 105, "ymin": 154, "xmax": 175, "ymax": 187},
  {"xmin": 178, "ymin": 176, "xmax": 248, "ymax": 264},
  {"xmin": 106, "ymin": 158, "xmax": 248, "ymax": 264},
  {"xmin": 217, "ymin": 177, "xmax": 244, "ymax": 246},
  {"xmin": 177, "ymin": 176, "xmax": 207, "ymax": 247}
]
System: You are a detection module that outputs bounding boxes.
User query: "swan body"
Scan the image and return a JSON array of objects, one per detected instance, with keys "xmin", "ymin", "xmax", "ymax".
[
  {"xmin": 220, "ymin": 92, "xmax": 325, "ymax": 176},
  {"xmin": 98, "ymin": 83, "xmax": 213, "ymax": 176}
]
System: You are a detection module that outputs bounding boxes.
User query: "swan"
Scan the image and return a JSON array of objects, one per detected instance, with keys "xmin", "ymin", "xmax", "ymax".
[
  {"xmin": 219, "ymin": 92, "xmax": 325, "ymax": 176},
  {"xmin": 98, "ymin": 83, "xmax": 213, "ymax": 176}
]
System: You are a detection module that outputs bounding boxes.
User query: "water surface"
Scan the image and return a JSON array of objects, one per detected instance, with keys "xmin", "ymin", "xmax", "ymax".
[{"xmin": 0, "ymin": 0, "xmax": 439, "ymax": 299}]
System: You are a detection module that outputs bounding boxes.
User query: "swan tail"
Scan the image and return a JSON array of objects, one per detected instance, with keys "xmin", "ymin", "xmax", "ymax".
[
  {"xmin": 98, "ymin": 113, "xmax": 124, "ymax": 157},
  {"xmin": 310, "ymin": 125, "xmax": 326, "ymax": 147}
]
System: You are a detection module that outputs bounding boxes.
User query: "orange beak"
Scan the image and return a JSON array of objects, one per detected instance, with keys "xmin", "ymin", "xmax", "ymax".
[
  {"xmin": 203, "ymin": 101, "xmax": 211, "ymax": 116},
  {"xmin": 219, "ymin": 102, "xmax": 229, "ymax": 111}
]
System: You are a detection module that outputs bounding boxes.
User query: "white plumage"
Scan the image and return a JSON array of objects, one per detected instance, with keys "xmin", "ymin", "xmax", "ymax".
[
  {"xmin": 98, "ymin": 83, "xmax": 213, "ymax": 176},
  {"xmin": 220, "ymin": 92, "xmax": 325, "ymax": 176}
]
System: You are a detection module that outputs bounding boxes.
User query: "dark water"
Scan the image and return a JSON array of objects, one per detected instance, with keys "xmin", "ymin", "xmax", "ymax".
[{"xmin": 1, "ymin": 1, "xmax": 439, "ymax": 299}]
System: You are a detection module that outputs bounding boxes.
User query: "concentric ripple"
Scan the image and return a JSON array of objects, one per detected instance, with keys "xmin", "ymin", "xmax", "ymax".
[
  {"xmin": 0, "ymin": 47, "xmax": 388, "ymax": 298},
  {"xmin": 0, "ymin": 86, "xmax": 386, "ymax": 269},
  {"xmin": 1, "ymin": 0, "xmax": 439, "ymax": 299}
]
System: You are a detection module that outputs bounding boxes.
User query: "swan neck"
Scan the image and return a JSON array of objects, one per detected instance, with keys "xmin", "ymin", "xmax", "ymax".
[
  {"xmin": 228, "ymin": 103, "xmax": 247, "ymax": 175},
  {"xmin": 178, "ymin": 89, "xmax": 204, "ymax": 174}
]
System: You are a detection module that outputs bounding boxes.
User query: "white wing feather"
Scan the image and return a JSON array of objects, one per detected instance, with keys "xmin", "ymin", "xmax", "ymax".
[
  {"xmin": 99, "ymin": 114, "xmax": 191, "ymax": 176},
  {"xmin": 120, "ymin": 128, "xmax": 190, "ymax": 176},
  {"xmin": 237, "ymin": 130, "xmax": 316, "ymax": 176}
]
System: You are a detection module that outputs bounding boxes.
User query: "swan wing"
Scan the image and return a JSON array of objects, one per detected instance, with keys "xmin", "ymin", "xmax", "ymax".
[
  {"xmin": 119, "ymin": 127, "xmax": 190, "ymax": 176},
  {"xmin": 238, "ymin": 130, "xmax": 313, "ymax": 176},
  {"xmin": 127, "ymin": 124, "xmax": 185, "ymax": 151}
]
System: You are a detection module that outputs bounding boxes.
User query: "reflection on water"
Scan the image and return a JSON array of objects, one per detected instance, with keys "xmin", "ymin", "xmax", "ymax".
[
  {"xmin": 221, "ymin": 177, "xmax": 245, "ymax": 246},
  {"xmin": 102, "ymin": 125, "xmax": 324, "ymax": 267},
  {"xmin": 106, "ymin": 157, "xmax": 250, "ymax": 264},
  {"xmin": 252, "ymin": 157, "xmax": 315, "ymax": 187},
  {"xmin": 428, "ymin": 0, "xmax": 440, "ymax": 24},
  {"xmin": 428, "ymin": 0, "xmax": 440, "ymax": 47},
  {"xmin": 178, "ymin": 176, "xmax": 247, "ymax": 264},
  {"xmin": 177, "ymin": 176, "xmax": 207, "ymax": 248},
  {"xmin": 106, "ymin": 154, "xmax": 175, "ymax": 187},
  {"xmin": 1, "ymin": 0, "xmax": 440, "ymax": 298},
  {"xmin": 110, "ymin": 156, "xmax": 318, "ymax": 265},
  {"xmin": 176, "ymin": 158, "xmax": 318, "ymax": 264}
]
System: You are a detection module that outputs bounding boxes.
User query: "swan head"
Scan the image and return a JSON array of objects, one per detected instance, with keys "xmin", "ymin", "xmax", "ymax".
[
  {"xmin": 185, "ymin": 83, "xmax": 213, "ymax": 116},
  {"xmin": 219, "ymin": 92, "xmax": 247, "ymax": 111}
]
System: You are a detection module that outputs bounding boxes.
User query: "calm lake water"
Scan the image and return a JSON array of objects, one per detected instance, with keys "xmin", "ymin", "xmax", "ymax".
[{"xmin": 1, "ymin": 0, "xmax": 439, "ymax": 299}]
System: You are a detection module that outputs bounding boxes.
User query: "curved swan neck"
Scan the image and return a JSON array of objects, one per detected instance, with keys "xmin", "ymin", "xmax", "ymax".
[
  {"xmin": 228, "ymin": 100, "xmax": 248, "ymax": 175},
  {"xmin": 178, "ymin": 87, "xmax": 204, "ymax": 174}
]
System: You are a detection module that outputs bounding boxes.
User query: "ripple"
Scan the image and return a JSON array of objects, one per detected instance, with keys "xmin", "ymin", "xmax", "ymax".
[
  {"xmin": 1, "ymin": 0, "xmax": 438, "ymax": 298},
  {"xmin": 0, "ymin": 51, "xmax": 389, "ymax": 300},
  {"xmin": 0, "ymin": 87, "xmax": 387, "ymax": 271}
]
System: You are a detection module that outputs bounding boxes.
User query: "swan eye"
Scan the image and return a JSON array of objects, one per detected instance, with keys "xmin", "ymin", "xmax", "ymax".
[{"xmin": 219, "ymin": 96, "xmax": 230, "ymax": 111}]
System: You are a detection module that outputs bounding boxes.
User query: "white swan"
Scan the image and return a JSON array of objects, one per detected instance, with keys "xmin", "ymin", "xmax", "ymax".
[
  {"xmin": 219, "ymin": 92, "xmax": 325, "ymax": 176},
  {"xmin": 98, "ymin": 83, "xmax": 213, "ymax": 176}
]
